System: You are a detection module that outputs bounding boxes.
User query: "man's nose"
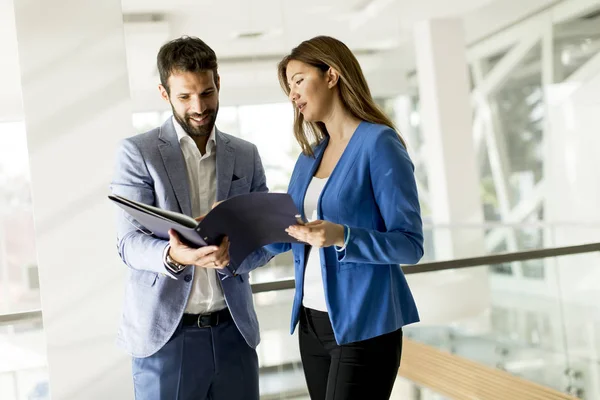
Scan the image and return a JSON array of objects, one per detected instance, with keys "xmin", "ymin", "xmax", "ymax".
[{"xmin": 190, "ymin": 98, "xmax": 206, "ymax": 114}]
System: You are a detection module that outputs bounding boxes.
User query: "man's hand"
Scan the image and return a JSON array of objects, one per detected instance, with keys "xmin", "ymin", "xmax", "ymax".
[
  {"xmin": 286, "ymin": 220, "xmax": 345, "ymax": 248},
  {"xmin": 168, "ymin": 229, "xmax": 230, "ymax": 269}
]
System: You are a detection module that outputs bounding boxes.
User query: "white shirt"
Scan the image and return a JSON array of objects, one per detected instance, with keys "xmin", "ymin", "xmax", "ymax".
[
  {"xmin": 302, "ymin": 177, "xmax": 329, "ymax": 312},
  {"xmin": 173, "ymin": 117, "xmax": 227, "ymax": 314}
]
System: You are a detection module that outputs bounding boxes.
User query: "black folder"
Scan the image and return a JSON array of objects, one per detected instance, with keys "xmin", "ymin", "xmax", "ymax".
[{"xmin": 109, "ymin": 192, "xmax": 301, "ymax": 269}]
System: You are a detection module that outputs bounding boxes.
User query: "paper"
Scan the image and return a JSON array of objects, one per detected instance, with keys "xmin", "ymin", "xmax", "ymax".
[{"xmin": 109, "ymin": 192, "xmax": 301, "ymax": 268}]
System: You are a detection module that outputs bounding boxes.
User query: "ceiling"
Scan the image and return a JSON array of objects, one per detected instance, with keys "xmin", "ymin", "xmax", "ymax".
[
  {"xmin": 122, "ymin": 0, "xmax": 502, "ymax": 109},
  {"xmin": 2, "ymin": 0, "xmax": 560, "ymax": 117},
  {"xmin": 120, "ymin": 0, "xmax": 562, "ymax": 110}
]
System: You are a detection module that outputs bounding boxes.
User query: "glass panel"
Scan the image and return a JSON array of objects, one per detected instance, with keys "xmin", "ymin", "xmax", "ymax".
[
  {"xmin": 554, "ymin": 11, "xmax": 600, "ymax": 82},
  {"xmin": 0, "ymin": 121, "xmax": 41, "ymax": 315},
  {"xmin": 237, "ymin": 103, "xmax": 298, "ymax": 194},
  {"xmin": 420, "ymin": 224, "xmax": 600, "ymax": 264},
  {"xmin": 391, "ymin": 377, "xmax": 451, "ymax": 399},
  {"xmin": 479, "ymin": 147, "xmax": 501, "ymax": 222},
  {"xmin": 405, "ymin": 251, "xmax": 600, "ymax": 398},
  {"xmin": 250, "ymin": 251, "xmax": 294, "ymax": 284},
  {"xmin": 481, "ymin": 48, "xmax": 512, "ymax": 78},
  {"xmin": 563, "ymin": 356, "xmax": 598, "ymax": 399},
  {"xmin": 490, "ymin": 44, "xmax": 544, "ymax": 210},
  {"xmin": 554, "ymin": 251, "xmax": 600, "ymax": 400},
  {"xmin": 254, "ymin": 288, "xmax": 308, "ymax": 399},
  {"xmin": 216, "ymin": 106, "xmax": 240, "ymax": 136},
  {"xmin": 0, "ymin": 319, "xmax": 49, "ymax": 400},
  {"xmin": 254, "ymin": 287, "xmax": 453, "ymax": 400}
]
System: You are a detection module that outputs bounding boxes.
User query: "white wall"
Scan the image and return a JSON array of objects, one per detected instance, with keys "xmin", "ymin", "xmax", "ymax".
[
  {"xmin": 12, "ymin": 1, "xmax": 134, "ymax": 399},
  {"xmin": 0, "ymin": 0, "xmax": 23, "ymax": 121}
]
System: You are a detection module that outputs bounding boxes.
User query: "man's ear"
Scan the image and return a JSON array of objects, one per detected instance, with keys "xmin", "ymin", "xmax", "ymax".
[
  {"xmin": 326, "ymin": 68, "xmax": 340, "ymax": 89},
  {"xmin": 216, "ymin": 74, "xmax": 221, "ymax": 91},
  {"xmin": 159, "ymin": 84, "xmax": 169, "ymax": 102}
]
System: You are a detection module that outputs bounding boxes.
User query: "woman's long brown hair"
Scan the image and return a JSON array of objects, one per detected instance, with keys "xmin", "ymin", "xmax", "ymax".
[{"xmin": 278, "ymin": 36, "xmax": 406, "ymax": 156}]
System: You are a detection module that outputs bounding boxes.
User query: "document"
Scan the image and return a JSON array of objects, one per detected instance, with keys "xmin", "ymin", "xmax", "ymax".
[{"xmin": 109, "ymin": 192, "xmax": 301, "ymax": 269}]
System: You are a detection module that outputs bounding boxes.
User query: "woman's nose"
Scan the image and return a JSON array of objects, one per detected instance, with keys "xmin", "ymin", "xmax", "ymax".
[{"xmin": 289, "ymin": 90, "xmax": 298, "ymax": 102}]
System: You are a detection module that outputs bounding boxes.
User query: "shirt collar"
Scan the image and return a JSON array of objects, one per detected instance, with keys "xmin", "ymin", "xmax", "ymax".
[{"xmin": 172, "ymin": 116, "xmax": 216, "ymax": 154}]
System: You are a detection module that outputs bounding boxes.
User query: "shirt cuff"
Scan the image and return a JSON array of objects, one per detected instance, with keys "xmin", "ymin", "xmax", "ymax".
[
  {"xmin": 335, "ymin": 225, "xmax": 350, "ymax": 252},
  {"xmin": 162, "ymin": 244, "xmax": 179, "ymax": 280}
]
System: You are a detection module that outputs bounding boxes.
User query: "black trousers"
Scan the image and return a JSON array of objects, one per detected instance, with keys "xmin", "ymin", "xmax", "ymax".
[{"xmin": 299, "ymin": 307, "xmax": 403, "ymax": 400}]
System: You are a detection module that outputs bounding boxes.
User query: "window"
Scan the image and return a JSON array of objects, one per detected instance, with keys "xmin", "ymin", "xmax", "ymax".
[
  {"xmin": 0, "ymin": 121, "xmax": 41, "ymax": 314},
  {"xmin": 0, "ymin": 121, "xmax": 48, "ymax": 400}
]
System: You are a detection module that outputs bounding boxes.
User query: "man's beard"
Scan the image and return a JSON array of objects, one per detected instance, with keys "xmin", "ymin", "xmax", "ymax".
[{"xmin": 171, "ymin": 103, "xmax": 219, "ymax": 137}]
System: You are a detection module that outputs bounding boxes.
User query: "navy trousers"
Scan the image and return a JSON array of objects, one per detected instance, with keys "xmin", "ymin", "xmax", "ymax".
[{"xmin": 132, "ymin": 315, "xmax": 259, "ymax": 400}]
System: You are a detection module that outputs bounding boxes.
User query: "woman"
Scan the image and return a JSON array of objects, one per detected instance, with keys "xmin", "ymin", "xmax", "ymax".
[{"xmin": 267, "ymin": 36, "xmax": 424, "ymax": 400}]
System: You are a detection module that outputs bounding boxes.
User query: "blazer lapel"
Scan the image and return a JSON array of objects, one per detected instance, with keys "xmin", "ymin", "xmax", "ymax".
[
  {"xmin": 296, "ymin": 137, "xmax": 329, "ymax": 221},
  {"xmin": 158, "ymin": 119, "xmax": 192, "ymax": 216},
  {"xmin": 215, "ymin": 128, "xmax": 235, "ymax": 202}
]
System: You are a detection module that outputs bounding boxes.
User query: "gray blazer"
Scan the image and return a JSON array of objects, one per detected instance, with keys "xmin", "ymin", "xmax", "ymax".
[{"xmin": 110, "ymin": 118, "xmax": 272, "ymax": 357}]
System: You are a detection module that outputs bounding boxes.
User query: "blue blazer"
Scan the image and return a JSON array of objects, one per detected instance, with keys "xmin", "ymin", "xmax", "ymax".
[
  {"xmin": 267, "ymin": 121, "xmax": 423, "ymax": 345},
  {"xmin": 111, "ymin": 118, "xmax": 272, "ymax": 357}
]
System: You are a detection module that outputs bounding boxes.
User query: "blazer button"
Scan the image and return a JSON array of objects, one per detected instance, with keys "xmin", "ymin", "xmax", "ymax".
[{"xmin": 184, "ymin": 275, "xmax": 192, "ymax": 282}]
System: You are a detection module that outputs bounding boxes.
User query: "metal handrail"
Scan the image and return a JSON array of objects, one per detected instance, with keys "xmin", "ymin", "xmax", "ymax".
[
  {"xmin": 0, "ymin": 310, "xmax": 43, "ymax": 325},
  {"xmin": 251, "ymin": 241, "xmax": 600, "ymax": 293},
  {"xmin": 2, "ymin": 241, "xmax": 600, "ymax": 323}
]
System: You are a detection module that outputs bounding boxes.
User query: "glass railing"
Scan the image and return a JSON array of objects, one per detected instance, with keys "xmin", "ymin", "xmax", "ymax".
[
  {"xmin": 254, "ymin": 288, "xmax": 306, "ymax": 399},
  {"xmin": 253, "ymin": 289, "xmax": 450, "ymax": 400},
  {"xmin": 251, "ymin": 240, "xmax": 600, "ymax": 399},
  {"xmin": 0, "ymin": 315, "xmax": 48, "ymax": 400},
  {"xmin": 420, "ymin": 223, "xmax": 600, "ymax": 262},
  {"xmin": 392, "ymin": 377, "xmax": 451, "ymax": 400},
  {"xmin": 3, "ymin": 233, "xmax": 600, "ymax": 399},
  {"xmin": 402, "ymin": 249, "xmax": 600, "ymax": 399},
  {"xmin": 249, "ymin": 223, "xmax": 600, "ymax": 288}
]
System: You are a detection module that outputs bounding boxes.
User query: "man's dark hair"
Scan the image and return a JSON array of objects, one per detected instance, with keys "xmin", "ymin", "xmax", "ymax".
[{"xmin": 157, "ymin": 36, "xmax": 218, "ymax": 94}]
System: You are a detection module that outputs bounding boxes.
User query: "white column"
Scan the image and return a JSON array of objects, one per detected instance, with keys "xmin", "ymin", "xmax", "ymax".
[
  {"xmin": 12, "ymin": 1, "xmax": 134, "ymax": 399},
  {"xmin": 409, "ymin": 19, "xmax": 490, "ymax": 327},
  {"xmin": 0, "ymin": 0, "xmax": 22, "ymax": 121},
  {"xmin": 0, "ymin": 0, "xmax": 13, "ymax": 306},
  {"xmin": 414, "ymin": 18, "xmax": 485, "ymax": 259}
]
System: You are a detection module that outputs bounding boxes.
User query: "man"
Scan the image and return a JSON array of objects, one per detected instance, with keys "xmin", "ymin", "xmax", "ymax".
[{"xmin": 111, "ymin": 36, "xmax": 271, "ymax": 400}]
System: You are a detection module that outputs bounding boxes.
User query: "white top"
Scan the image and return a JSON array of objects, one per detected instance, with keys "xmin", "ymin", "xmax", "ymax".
[
  {"xmin": 302, "ymin": 177, "xmax": 329, "ymax": 312},
  {"xmin": 173, "ymin": 117, "xmax": 227, "ymax": 314}
]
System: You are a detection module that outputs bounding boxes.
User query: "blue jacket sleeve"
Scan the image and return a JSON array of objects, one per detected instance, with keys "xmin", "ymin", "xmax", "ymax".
[
  {"xmin": 264, "ymin": 242, "xmax": 291, "ymax": 256},
  {"xmin": 337, "ymin": 129, "xmax": 424, "ymax": 265}
]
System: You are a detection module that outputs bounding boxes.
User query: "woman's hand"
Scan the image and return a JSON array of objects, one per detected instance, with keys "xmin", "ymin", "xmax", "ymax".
[{"xmin": 286, "ymin": 220, "xmax": 345, "ymax": 248}]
